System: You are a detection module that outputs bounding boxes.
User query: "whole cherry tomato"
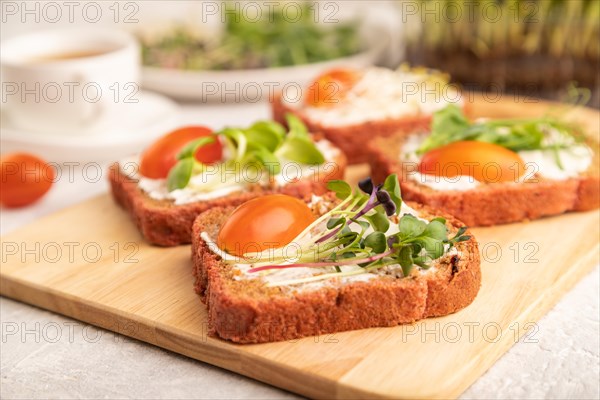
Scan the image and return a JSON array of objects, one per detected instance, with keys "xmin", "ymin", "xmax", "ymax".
[{"xmin": 1, "ymin": 153, "xmax": 55, "ymax": 207}]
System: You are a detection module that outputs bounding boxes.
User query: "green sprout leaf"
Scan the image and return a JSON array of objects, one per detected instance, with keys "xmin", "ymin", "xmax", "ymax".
[
  {"xmin": 327, "ymin": 180, "xmax": 352, "ymax": 199},
  {"xmin": 447, "ymin": 226, "xmax": 471, "ymax": 247},
  {"xmin": 285, "ymin": 113, "xmax": 309, "ymax": 139},
  {"xmin": 364, "ymin": 231, "xmax": 386, "ymax": 253},
  {"xmin": 248, "ymin": 146, "xmax": 281, "ymax": 175},
  {"xmin": 244, "ymin": 121, "xmax": 285, "ymax": 152},
  {"xmin": 339, "ymin": 252, "xmax": 356, "ymax": 259},
  {"xmin": 431, "ymin": 104, "xmax": 470, "ymax": 136},
  {"xmin": 398, "ymin": 246, "xmax": 414, "ymax": 277},
  {"xmin": 418, "ymin": 104, "xmax": 470, "ymax": 154},
  {"xmin": 276, "ymin": 137, "xmax": 325, "ymax": 165},
  {"xmin": 167, "ymin": 158, "xmax": 195, "ymax": 191},
  {"xmin": 338, "ymin": 230, "xmax": 358, "ymax": 242},
  {"xmin": 364, "ymin": 211, "xmax": 390, "ymax": 233},
  {"xmin": 418, "ymin": 237, "xmax": 445, "ymax": 260},
  {"xmin": 356, "ymin": 220, "xmax": 370, "ymax": 231},
  {"xmin": 412, "ymin": 255, "xmax": 430, "ymax": 269},
  {"xmin": 399, "ymin": 214, "xmax": 427, "ymax": 239},
  {"xmin": 326, "ymin": 217, "xmax": 346, "ymax": 230},
  {"xmin": 423, "ymin": 219, "xmax": 448, "ymax": 241},
  {"xmin": 176, "ymin": 136, "xmax": 215, "ymax": 160}
]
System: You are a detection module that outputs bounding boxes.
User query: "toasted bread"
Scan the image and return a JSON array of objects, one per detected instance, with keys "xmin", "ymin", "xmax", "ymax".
[
  {"xmin": 367, "ymin": 134, "xmax": 600, "ymax": 226},
  {"xmin": 191, "ymin": 202, "xmax": 481, "ymax": 344},
  {"xmin": 272, "ymin": 93, "xmax": 439, "ymax": 164},
  {"xmin": 108, "ymin": 148, "xmax": 346, "ymax": 246}
]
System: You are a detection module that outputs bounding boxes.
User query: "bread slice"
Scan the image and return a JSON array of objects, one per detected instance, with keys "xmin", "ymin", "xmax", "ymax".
[
  {"xmin": 108, "ymin": 149, "xmax": 347, "ymax": 246},
  {"xmin": 272, "ymin": 94, "xmax": 471, "ymax": 165},
  {"xmin": 191, "ymin": 201, "xmax": 481, "ymax": 344},
  {"xmin": 367, "ymin": 133, "xmax": 600, "ymax": 227}
]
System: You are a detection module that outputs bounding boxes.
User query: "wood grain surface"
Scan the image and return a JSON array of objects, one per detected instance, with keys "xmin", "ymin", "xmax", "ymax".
[{"xmin": 1, "ymin": 96, "xmax": 599, "ymax": 399}]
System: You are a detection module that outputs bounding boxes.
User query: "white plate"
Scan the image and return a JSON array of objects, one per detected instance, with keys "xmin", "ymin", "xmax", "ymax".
[
  {"xmin": 1, "ymin": 91, "xmax": 179, "ymax": 163},
  {"xmin": 141, "ymin": 30, "xmax": 389, "ymax": 101}
]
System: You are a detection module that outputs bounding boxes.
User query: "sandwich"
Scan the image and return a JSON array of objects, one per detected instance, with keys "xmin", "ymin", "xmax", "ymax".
[
  {"xmin": 272, "ymin": 65, "xmax": 466, "ymax": 164},
  {"xmin": 192, "ymin": 174, "xmax": 481, "ymax": 343},
  {"xmin": 109, "ymin": 115, "xmax": 347, "ymax": 246},
  {"xmin": 367, "ymin": 105, "xmax": 600, "ymax": 226}
]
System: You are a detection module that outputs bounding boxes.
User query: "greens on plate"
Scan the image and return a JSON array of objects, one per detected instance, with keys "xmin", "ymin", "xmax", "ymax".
[{"xmin": 141, "ymin": 3, "xmax": 360, "ymax": 71}]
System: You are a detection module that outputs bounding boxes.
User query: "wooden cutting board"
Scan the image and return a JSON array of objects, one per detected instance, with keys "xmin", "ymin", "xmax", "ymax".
[{"xmin": 1, "ymin": 97, "xmax": 599, "ymax": 399}]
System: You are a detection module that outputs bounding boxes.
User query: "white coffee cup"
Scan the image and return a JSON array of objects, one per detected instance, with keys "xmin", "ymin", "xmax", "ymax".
[{"xmin": 1, "ymin": 28, "xmax": 140, "ymax": 134}]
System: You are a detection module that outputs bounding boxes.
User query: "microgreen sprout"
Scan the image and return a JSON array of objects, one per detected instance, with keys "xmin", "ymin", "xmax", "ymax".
[
  {"xmin": 228, "ymin": 174, "xmax": 471, "ymax": 287},
  {"xmin": 417, "ymin": 105, "xmax": 585, "ymax": 157}
]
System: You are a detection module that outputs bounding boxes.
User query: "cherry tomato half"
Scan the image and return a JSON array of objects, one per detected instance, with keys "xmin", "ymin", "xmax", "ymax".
[
  {"xmin": 305, "ymin": 68, "xmax": 360, "ymax": 107},
  {"xmin": 139, "ymin": 126, "xmax": 222, "ymax": 179},
  {"xmin": 418, "ymin": 141, "xmax": 525, "ymax": 183},
  {"xmin": 0, "ymin": 153, "xmax": 55, "ymax": 208},
  {"xmin": 217, "ymin": 195, "xmax": 315, "ymax": 257}
]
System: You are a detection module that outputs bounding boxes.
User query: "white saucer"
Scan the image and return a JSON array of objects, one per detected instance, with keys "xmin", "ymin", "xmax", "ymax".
[{"xmin": 1, "ymin": 91, "xmax": 179, "ymax": 163}]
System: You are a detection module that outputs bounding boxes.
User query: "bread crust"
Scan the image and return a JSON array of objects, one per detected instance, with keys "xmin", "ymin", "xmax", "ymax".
[
  {"xmin": 191, "ymin": 203, "xmax": 481, "ymax": 343},
  {"xmin": 271, "ymin": 94, "xmax": 471, "ymax": 164},
  {"xmin": 367, "ymin": 134, "xmax": 600, "ymax": 227},
  {"xmin": 108, "ymin": 149, "xmax": 347, "ymax": 246}
]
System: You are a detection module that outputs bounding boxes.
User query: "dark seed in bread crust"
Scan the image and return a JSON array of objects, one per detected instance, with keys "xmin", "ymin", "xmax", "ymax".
[
  {"xmin": 191, "ymin": 203, "xmax": 480, "ymax": 344},
  {"xmin": 108, "ymin": 148, "xmax": 347, "ymax": 246},
  {"xmin": 367, "ymin": 133, "xmax": 600, "ymax": 227},
  {"xmin": 271, "ymin": 94, "xmax": 471, "ymax": 164}
]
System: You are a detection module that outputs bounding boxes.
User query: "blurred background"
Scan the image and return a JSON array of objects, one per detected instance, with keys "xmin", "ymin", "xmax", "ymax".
[
  {"xmin": 1, "ymin": 0, "xmax": 599, "ymax": 180},
  {"xmin": 3, "ymin": 0, "xmax": 597, "ymax": 106},
  {"xmin": 405, "ymin": 0, "xmax": 600, "ymax": 108}
]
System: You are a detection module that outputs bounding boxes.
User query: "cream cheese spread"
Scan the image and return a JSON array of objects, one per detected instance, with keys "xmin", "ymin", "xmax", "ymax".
[{"xmin": 400, "ymin": 133, "xmax": 593, "ymax": 191}]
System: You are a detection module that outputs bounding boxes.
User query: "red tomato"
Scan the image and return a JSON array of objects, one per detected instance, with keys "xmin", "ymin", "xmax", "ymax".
[
  {"xmin": 305, "ymin": 68, "xmax": 359, "ymax": 107},
  {"xmin": 139, "ymin": 126, "xmax": 222, "ymax": 179},
  {"xmin": 0, "ymin": 153, "xmax": 55, "ymax": 208},
  {"xmin": 217, "ymin": 195, "xmax": 315, "ymax": 257},
  {"xmin": 418, "ymin": 141, "xmax": 525, "ymax": 183}
]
